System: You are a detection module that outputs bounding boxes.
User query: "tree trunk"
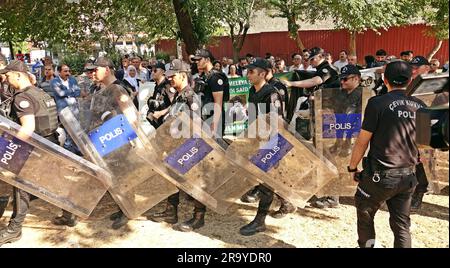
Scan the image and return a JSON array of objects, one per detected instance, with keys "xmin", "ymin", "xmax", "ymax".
[
  {"xmin": 427, "ymin": 40, "xmax": 443, "ymax": 61},
  {"xmin": 176, "ymin": 38, "xmax": 183, "ymax": 60},
  {"xmin": 349, "ymin": 31, "xmax": 357, "ymax": 56},
  {"xmin": 287, "ymin": 15, "xmax": 304, "ymax": 51},
  {"xmin": 8, "ymin": 41, "xmax": 14, "ymax": 60},
  {"xmin": 172, "ymin": 0, "xmax": 199, "ymax": 55},
  {"xmin": 294, "ymin": 33, "xmax": 305, "ymax": 52},
  {"xmin": 230, "ymin": 21, "xmax": 250, "ymax": 63}
]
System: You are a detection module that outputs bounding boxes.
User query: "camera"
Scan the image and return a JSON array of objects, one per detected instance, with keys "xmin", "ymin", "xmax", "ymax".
[
  {"xmin": 407, "ymin": 72, "xmax": 449, "ymax": 150},
  {"xmin": 193, "ymin": 77, "xmax": 207, "ymax": 95},
  {"xmin": 147, "ymin": 95, "xmax": 165, "ymax": 113}
]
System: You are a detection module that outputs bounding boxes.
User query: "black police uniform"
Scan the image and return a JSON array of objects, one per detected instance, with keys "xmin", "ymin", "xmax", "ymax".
[
  {"xmin": 329, "ymin": 86, "xmax": 363, "ymax": 156},
  {"xmin": 196, "ymin": 69, "xmax": 229, "ymax": 136},
  {"xmin": 267, "ymin": 76, "xmax": 288, "ymax": 114},
  {"xmin": 374, "ymin": 69, "xmax": 429, "ymax": 210},
  {"xmin": 240, "ymin": 83, "xmax": 284, "ymax": 236},
  {"xmin": 355, "ymin": 89, "xmax": 426, "ymax": 248},
  {"xmin": 147, "ymin": 78, "xmax": 175, "ymax": 128},
  {"xmin": 314, "ymin": 60, "xmax": 339, "ymax": 89},
  {"xmin": 0, "ymin": 86, "xmax": 58, "ymax": 245}
]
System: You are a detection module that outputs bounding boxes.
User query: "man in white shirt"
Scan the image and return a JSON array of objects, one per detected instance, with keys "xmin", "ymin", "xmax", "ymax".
[
  {"xmin": 289, "ymin": 53, "xmax": 302, "ymax": 71},
  {"xmin": 333, "ymin": 50, "xmax": 349, "ymax": 72}
]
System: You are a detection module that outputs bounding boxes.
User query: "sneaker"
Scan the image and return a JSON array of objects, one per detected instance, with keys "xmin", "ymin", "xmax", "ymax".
[{"xmin": 0, "ymin": 227, "xmax": 22, "ymax": 246}]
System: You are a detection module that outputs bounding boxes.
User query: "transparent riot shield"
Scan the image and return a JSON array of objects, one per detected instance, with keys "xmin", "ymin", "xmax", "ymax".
[
  {"xmin": 147, "ymin": 111, "xmax": 259, "ymax": 214},
  {"xmin": 432, "ymin": 149, "xmax": 449, "ymax": 192},
  {"xmin": 60, "ymin": 85, "xmax": 178, "ymax": 219},
  {"xmin": 0, "ymin": 115, "xmax": 111, "ymax": 218},
  {"xmin": 413, "ymin": 93, "xmax": 449, "ymax": 194},
  {"xmin": 313, "ymin": 87, "xmax": 374, "ymax": 197},
  {"xmin": 225, "ymin": 111, "xmax": 339, "ymax": 208},
  {"xmin": 138, "ymin": 82, "xmax": 156, "ymax": 136}
]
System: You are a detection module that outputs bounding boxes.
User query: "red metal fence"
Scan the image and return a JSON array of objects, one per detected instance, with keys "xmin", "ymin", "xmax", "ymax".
[{"xmin": 156, "ymin": 24, "xmax": 449, "ymax": 65}]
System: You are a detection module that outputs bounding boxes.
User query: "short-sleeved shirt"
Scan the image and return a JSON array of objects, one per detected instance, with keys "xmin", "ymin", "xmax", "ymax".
[
  {"xmin": 11, "ymin": 86, "xmax": 41, "ymax": 120},
  {"xmin": 201, "ymin": 71, "xmax": 229, "ymax": 106},
  {"xmin": 248, "ymin": 83, "xmax": 283, "ymax": 122},
  {"xmin": 315, "ymin": 60, "xmax": 339, "ymax": 88},
  {"xmin": 268, "ymin": 77, "xmax": 289, "ymax": 111},
  {"xmin": 362, "ymin": 89, "xmax": 427, "ymax": 168}
]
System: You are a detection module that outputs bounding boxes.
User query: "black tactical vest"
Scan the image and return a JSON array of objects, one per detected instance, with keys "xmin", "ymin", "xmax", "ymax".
[{"xmin": 21, "ymin": 87, "xmax": 58, "ymax": 136}]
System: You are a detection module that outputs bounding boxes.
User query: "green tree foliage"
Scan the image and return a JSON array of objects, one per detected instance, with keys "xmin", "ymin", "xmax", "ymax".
[{"xmin": 267, "ymin": 0, "xmax": 323, "ymax": 51}]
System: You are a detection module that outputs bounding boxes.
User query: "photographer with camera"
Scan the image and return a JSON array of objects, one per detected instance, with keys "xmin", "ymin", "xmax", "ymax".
[
  {"xmin": 191, "ymin": 49, "xmax": 229, "ymax": 137},
  {"xmin": 348, "ymin": 61, "xmax": 426, "ymax": 248}
]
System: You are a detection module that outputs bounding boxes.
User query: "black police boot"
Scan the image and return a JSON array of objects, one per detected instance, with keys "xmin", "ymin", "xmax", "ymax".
[
  {"xmin": 110, "ymin": 210, "xmax": 123, "ymax": 221},
  {"xmin": 111, "ymin": 211, "xmax": 129, "ymax": 230},
  {"xmin": 240, "ymin": 188, "xmax": 261, "ymax": 203},
  {"xmin": 311, "ymin": 196, "xmax": 339, "ymax": 209},
  {"xmin": 411, "ymin": 192, "xmax": 424, "ymax": 212},
  {"xmin": 0, "ymin": 196, "xmax": 9, "ymax": 218},
  {"xmin": 173, "ymin": 211, "xmax": 205, "ymax": 232},
  {"xmin": 239, "ymin": 211, "xmax": 267, "ymax": 236},
  {"xmin": 0, "ymin": 225, "xmax": 22, "ymax": 246},
  {"xmin": 52, "ymin": 210, "xmax": 78, "ymax": 227},
  {"xmin": 147, "ymin": 203, "xmax": 178, "ymax": 224},
  {"xmin": 271, "ymin": 199, "xmax": 296, "ymax": 219}
]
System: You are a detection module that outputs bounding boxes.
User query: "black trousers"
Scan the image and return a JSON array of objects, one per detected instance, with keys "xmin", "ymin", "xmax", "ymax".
[
  {"xmin": 355, "ymin": 171, "xmax": 417, "ymax": 248},
  {"xmin": 167, "ymin": 191, "xmax": 206, "ymax": 213},
  {"xmin": 414, "ymin": 162, "xmax": 429, "ymax": 194},
  {"xmin": 9, "ymin": 188, "xmax": 30, "ymax": 230},
  {"xmin": 256, "ymin": 184, "xmax": 274, "ymax": 215}
]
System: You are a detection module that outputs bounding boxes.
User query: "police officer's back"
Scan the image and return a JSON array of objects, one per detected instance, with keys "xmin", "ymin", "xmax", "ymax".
[{"xmin": 348, "ymin": 61, "xmax": 426, "ymax": 248}]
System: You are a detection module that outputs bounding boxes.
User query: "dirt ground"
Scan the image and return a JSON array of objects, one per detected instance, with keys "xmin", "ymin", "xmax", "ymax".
[{"xmin": 0, "ymin": 181, "xmax": 448, "ymax": 248}]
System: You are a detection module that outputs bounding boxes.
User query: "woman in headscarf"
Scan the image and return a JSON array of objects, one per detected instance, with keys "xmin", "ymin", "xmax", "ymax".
[{"xmin": 122, "ymin": 65, "xmax": 140, "ymax": 108}]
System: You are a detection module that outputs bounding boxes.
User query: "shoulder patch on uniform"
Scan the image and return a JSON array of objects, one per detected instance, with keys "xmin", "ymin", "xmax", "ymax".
[
  {"xmin": 19, "ymin": 100, "xmax": 30, "ymax": 109},
  {"xmin": 322, "ymin": 68, "xmax": 329, "ymax": 74},
  {"xmin": 190, "ymin": 102, "xmax": 199, "ymax": 111},
  {"xmin": 274, "ymin": 100, "xmax": 281, "ymax": 108},
  {"xmin": 217, "ymin": 79, "xmax": 224, "ymax": 86}
]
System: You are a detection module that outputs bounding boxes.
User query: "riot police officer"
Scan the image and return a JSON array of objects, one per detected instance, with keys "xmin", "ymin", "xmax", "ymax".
[
  {"xmin": 348, "ymin": 61, "xmax": 426, "ymax": 248},
  {"xmin": 191, "ymin": 49, "xmax": 229, "ymax": 137},
  {"xmin": 146, "ymin": 61, "xmax": 174, "ymax": 128},
  {"xmin": 147, "ymin": 62, "xmax": 209, "ymax": 232},
  {"xmin": 266, "ymin": 63, "xmax": 296, "ymax": 218},
  {"xmin": 0, "ymin": 60, "xmax": 60, "ymax": 246},
  {"xmin": 282, "ymin": 47, "xmax": 340, "ymax": 208},
  {"xmin": 282, "ymin": 47, "xmax": 339, "ymax": 90},
  {"xmin": 239, "ymin": 58, "xmax": 284, "ymax": 236}
]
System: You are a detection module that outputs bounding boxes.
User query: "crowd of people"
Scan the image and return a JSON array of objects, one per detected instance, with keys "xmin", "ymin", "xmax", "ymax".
[{"xmin": 0, "ymin": 44, "xmax": 448, "ymax": 248}]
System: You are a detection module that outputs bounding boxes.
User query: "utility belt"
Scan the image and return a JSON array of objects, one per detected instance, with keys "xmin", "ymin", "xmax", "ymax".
[{"xmin": 362, "ymin": 157, "xmax": 416, "ymax": 183}]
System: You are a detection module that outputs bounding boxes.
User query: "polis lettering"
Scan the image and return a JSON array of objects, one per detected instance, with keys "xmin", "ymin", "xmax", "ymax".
[
  {"xmin": 261, "ymin": 146, "xmax": 280, "ymax": 164},
  {"xmin": 177, "ymin": 147, "xmax": 199, "ymax": 165},
  {"xmin": 99, "ymin": 128, "xmax": 123, "ymax": 144},
  {"xmin": 330, "ymin": 123, "xmax": 352, "ymax": 130},
  {"xmin": 1, "ymin": 141, "xmax": 19, "ymax": 165}
]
